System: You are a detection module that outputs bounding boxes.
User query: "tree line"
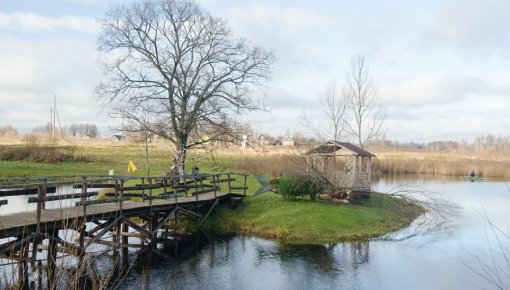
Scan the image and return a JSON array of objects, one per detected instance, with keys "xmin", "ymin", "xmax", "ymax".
[{"xmin": 375, "ymin": 134, "xmax": 510, "ymax": 151}]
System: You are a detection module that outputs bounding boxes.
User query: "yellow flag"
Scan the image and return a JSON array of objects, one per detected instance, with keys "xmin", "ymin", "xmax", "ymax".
[{"xmin": 127, "ymin": 160, "xmax": 137, "ymax": 173}]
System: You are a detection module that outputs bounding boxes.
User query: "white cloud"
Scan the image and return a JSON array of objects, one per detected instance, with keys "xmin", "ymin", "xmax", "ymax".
[
  {"xmin": 0, "ymin": 32, "xmax": 106, "ymax": 132},
  {"xmin": 0, "ymin": 11, "xmax": 99, "ymax": 34}
]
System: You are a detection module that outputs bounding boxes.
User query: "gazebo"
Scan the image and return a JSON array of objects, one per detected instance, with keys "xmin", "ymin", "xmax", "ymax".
[{"xmin": 306, "ymin": 141, "xmax": 376, "ymax": 193}]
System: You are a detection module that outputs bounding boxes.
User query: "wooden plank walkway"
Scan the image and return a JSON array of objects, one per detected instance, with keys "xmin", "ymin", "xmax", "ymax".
[{"xmin": 0, "ymin": 191, "xmax": 231, "ymax": 239}]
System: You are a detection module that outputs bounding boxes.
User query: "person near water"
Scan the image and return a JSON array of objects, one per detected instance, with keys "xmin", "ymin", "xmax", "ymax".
[{"xmin": 469, "ymin": 170, "xmax": 476, "ymax": 178}]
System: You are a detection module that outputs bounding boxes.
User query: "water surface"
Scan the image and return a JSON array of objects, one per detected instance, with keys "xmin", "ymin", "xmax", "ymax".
[{"xmin": 120, "ymin": 175, "xmax": 510, "ymax": 289}]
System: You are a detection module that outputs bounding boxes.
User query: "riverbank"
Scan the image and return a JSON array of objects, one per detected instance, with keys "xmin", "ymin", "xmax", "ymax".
[{"xmin": 203, "ymin": 192, "xmax": 422, "ymax": 244}]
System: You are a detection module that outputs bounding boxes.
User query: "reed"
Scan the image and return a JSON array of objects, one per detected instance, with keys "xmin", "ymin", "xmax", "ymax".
[{"xmin": 372, "ymin": 155, "xmax": 510, "ymax": 178}]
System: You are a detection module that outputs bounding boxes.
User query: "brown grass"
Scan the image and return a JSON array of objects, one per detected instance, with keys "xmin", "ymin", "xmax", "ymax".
[
  {"xmin": 371, "ymin": 146, "xmax": 510, "ymax": 178},
  {"xmin": 0, "ymin": 145, "xmax": 91, "ymax": 163}
]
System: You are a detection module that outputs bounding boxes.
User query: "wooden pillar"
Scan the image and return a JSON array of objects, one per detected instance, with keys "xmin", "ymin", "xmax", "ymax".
[
  {"xmin": 195, "ymin": 177, "xmax": 199, "ymax": 210},
  {"xmin": 227, "ymin": 174, "xmax": 232, "ymax": 194},
  {"xmin": 141, "ymin": 177, "xmax": 146, "ymax": 202},
  {"xmin": 368, "ymin": 157, "xmax": 372, "ymax": 187},
  {"xmin": 121, "ymin": 222, "xmax": 129, "ymax": 269},
  {"xmin": 79, "ymin": 177, "xmax": 87, "ymax": 258},
  {"xmin": 212, "ymin": 175, "xmax": 217, "ymax": 198},
  {"xmin": 148, "ymin": 178, "xmax": 153, "ymax": 207},
  {"xmin": 243, "ymin": 175, "xmax": 247, "ymax": 196}
]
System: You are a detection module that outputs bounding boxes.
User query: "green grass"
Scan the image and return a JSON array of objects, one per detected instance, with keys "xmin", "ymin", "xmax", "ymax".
[{"xmin": 204, "ymin": 192, "xmax": 422, "ymax": 243}]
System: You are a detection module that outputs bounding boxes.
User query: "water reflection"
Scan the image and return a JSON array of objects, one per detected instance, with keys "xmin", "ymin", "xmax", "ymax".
[
  {"xmin": 2, "ymin": 175, "xmax": 509, "ymax": 289},
  {"xmin": 117, "ymin": 235, "xmax": 373, "ymax": 290}
]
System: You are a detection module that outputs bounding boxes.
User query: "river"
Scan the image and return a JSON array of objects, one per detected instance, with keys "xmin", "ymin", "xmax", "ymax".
[
  {"xmin": 1, "ymin": 175, "xmax": 508, "ymax": 289},
  {"xmin": 119, "ymin": 175, "xmax": 510, "ymax": 290}
]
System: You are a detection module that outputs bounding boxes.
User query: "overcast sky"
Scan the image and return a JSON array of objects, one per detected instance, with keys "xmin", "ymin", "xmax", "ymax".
[{"xmin": 1, "ymin": 0, "xmax": 509, "ymax": 142}]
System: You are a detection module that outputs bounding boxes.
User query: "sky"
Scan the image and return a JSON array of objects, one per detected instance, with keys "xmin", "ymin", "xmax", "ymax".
[{"xmin": 1, "ymin": 0, "xmax": 509, "ymax": 142}]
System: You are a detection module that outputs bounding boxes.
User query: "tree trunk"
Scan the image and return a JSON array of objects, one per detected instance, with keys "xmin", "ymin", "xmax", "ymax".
[{"xmin": 177, "ymin": 134, "xmax": 188, "ymax": 175}]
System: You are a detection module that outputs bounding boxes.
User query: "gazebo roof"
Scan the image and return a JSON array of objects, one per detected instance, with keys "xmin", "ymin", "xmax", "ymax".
[{"xmin": 306, "ymin": 141, "xmax": 376, "ymax": 157}]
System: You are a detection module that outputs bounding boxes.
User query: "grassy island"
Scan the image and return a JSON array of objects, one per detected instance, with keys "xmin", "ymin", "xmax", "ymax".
[{"xmin": 204, "ymin": 192, "xmax": 422, "ymax": 244}]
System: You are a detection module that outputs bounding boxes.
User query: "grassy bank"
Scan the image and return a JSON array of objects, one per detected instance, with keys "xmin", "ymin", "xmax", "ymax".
[{"xmin": 204, "ymin": 192, "xmax": 422, "ymax": 244}]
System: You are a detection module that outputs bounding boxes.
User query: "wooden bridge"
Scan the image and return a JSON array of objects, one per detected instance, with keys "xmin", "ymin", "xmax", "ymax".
[{"xmin": 0, "ymin": 173, "xmax": 248, "ymax": 288}]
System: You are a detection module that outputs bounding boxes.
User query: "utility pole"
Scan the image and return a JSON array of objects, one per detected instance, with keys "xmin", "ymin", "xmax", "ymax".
[{"xmin": 52, "ymin": 95, "xmax": 56, "ymax": 144}]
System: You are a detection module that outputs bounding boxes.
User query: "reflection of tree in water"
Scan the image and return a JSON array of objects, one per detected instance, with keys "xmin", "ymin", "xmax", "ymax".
[{"xmin": 253, "ymin": 241, "xmax": 370, "ymax": 274}]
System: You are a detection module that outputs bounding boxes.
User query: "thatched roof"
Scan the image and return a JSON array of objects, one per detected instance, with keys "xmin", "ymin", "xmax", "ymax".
[{"xmin": 306, "ymin": 141, "xmax": 376, "ymax": 157}]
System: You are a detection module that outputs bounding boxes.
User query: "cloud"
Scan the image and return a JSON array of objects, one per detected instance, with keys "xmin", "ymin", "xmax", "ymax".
[
  {"xmin": 0, "ymin": 32, "xmax": 105, "ymax": 132},
  {"xmin": 381, "ymin": 76, "xmax": 510, "ymax": 108},
  {"xmin": 419, "ymin": 0, "xmax": 510, "ymax": 57},
  {"xmin": 0, "ymin": 11, "xmax": 99, "ymax": 34}
]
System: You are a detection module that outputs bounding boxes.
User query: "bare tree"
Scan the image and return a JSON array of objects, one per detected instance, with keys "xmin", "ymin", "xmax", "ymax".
[
  {"xmin": 302, "ymin": 82, "xmax": 348, "ymax": 143},
  {"xmin": 97, "ymin": 0, "xmax": 273, "ymax": 173},
  {"xmin": 344, "ymin": 56, "xmax": 385, "ymax": 148}
]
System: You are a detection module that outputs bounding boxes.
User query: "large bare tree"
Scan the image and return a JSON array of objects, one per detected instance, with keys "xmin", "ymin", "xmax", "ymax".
[
  {"xmin": 344, "ymin": 56, "xmax": 385, "ymax": 148},
  {"xmin": 97, "ymin": 0, "xmax": 273, "ymax": 173}
]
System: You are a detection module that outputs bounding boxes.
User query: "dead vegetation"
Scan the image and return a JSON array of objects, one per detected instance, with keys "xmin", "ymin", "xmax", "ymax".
[{"xmin": 0, "ymin": 145, "xmax": 90, "ymax": 163}]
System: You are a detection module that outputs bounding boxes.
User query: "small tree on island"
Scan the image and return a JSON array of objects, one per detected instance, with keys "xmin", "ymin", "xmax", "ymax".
[{"xmin": 97, "ymin": 0, "xmax": 273, "ymax": 174}]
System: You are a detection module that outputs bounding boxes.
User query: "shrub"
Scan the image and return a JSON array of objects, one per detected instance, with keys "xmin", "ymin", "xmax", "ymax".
[{"xmin": 277, "ymin": 175, "xmax": 325, "ymax": 201}]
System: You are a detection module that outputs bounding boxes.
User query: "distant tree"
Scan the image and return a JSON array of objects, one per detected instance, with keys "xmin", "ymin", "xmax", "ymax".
[
  {"xmin": 344, "ymin": 56, "xmax": 385, "ymax": 148},
  {"xmin": 85, "ymin": 123, "xmax": 98, "ymax": 138},
  {"xmin": 68, "ymin": 124, "xmax": 78, "ymax": 137},
  {"xmin": 32, "ymin": 123, "xmax": 52, "ymax": 134},
  {"xmin": 0, "ymin": 125, "xmax": 18, "ymax": 138},
  {"xmin": 302, "ymin": 82, "xmax": 348, "ymax": 143},
  {"xmin": 97, "ymin": 0, "xmax": 273, "ymax": 174}
]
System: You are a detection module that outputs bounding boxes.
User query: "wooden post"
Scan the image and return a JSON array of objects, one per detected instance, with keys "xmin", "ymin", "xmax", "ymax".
[
  {"xmin": 368, "ymin": 157, "xmax": 372, "ymax": 188},
  {"xmin": 32, "ymin": 185, "xmax": 44, "ymax": 267},
  {"xmin": 148, "ymin": 177, "xmax": 155, "ymax": 247},
  {"xmin": 36, "ymin": 186, "xmax": 43, "ymax": 223},
  {"xmin": 174, "ymin": 207, "xmax": 179, "ymax": 232},
  {"xmin": 42, "ymin": 177, "xmax": 47, "ymax": 210},
  {"xmin": 352, "ymin": 155, "xmax": 357, "ymax": 188},
  {"xmin": 174, "ymin": 183, "xmax": 179, "ymax": 204},
  {"xmin": 112, "ymin": 179, "xmax": 120, "ymax": 249},
  {"xmin": 243, "ymin": 174, "xmax": 247, "ymax": 196},
  {"xmin": 79, "ymin": 177, "xmax": 87, "ymax": 257},
  {"xmin": 148, "ymin": 178, "xmax": 153, "ymax": 207},
  {"xmin": 227, "ymin": 174, "xmax": 232, "ymax": 194},
  {"xmin": 116, "ymin": 180, "xmax": 124, "ymax": 250},
  {"xmin": 121, "ymin": 222, "xmax": 129, "ymax": 269},
  {"xmin": 212, "ymin": 175, "xmax": 217, "ymax": 198},
  {"xmin": 141, "ymin": 177, "xmax": 145, "ymax": 202},
  {"xmin": 194, "ymin": 177, "xmax": 199, "ymax": 209},
  {"xmin": 122, "ymin": 222, "xmax": 129, "ymax": 246},
  {"xmin": 162, "ymin": 176, "xmax": 167, "ymax": 196}
]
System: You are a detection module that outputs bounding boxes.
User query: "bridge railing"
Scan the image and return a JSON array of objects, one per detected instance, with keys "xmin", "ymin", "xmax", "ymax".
[{"xmin": 0, "ymin": 173, "xmax": 249, "ymax": 215}]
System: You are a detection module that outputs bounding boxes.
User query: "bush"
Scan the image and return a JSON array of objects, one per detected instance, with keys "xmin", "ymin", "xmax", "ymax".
[{"xmin": 277, "ymin": 175, "xmax": 325, "ymax": 201}]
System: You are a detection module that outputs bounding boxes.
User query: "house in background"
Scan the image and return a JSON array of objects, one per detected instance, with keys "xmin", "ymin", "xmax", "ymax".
[
  {"xmin": 282, "ymin": 137, "xmax": 296, "ymax": 146},
  {"xmin": 111, "ymin": 134, "xmax": 125, "ymax": 142},
  {"xmin": 256, "ymin": 134, "xmax": 274, "ymax": 146}
]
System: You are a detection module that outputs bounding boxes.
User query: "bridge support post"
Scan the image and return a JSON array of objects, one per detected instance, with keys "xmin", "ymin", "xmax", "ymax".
[
  {"xmin": 31, "ymin": 184, "xmax": 45, "ymax": 267},
  {"xmin": 79, "ymin": 177, "xmax": 87, "ymax": 258},
  {"xmin": 121, "ymin": 221, "xmax": 129, "ymax": 270}
]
